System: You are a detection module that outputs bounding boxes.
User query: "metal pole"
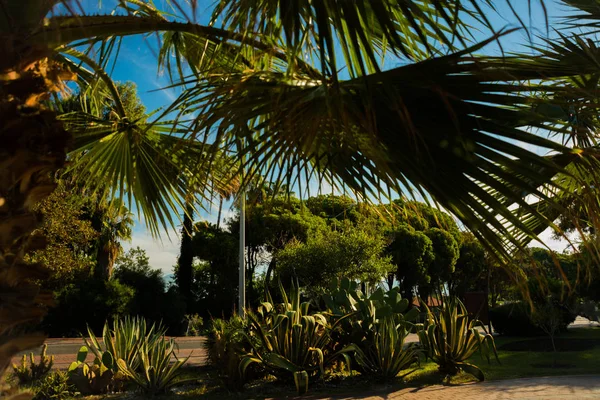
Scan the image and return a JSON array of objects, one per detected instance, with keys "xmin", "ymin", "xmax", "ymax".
[{"xmin": 238, "ymin": 190, "xmax": 246, "ymax": 318}]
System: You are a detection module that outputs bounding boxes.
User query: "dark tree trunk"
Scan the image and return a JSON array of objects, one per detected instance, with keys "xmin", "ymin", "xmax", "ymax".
[
  {"xmin": 216, "ymin": 197, "xmax": 223, "ymax": 229},
  {"xmin": 95, "ymin": 246, "xmax": 113, "ymax": 280},
  {"xmin": 265, "ymin": 257, "xmax": 276, "ymax": 294},
  {"xmin": 177, "ymin": 201, "xmax": 195, "ymax": 307}
]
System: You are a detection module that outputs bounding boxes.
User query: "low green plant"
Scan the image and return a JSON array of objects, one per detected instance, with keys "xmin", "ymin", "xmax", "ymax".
[
  {"xmin": 206, "ymin": 316, "xmax": 249, "ymax": 389},
  {"xmin": 323, "ymin": 279, "xmax": 421, "ymax": 380},
  {"xmin": 417, "ymin": 298, "xmax": 499, "ymax": 381},
  {"xmin": 117, "ymin": 337, "xmax": 189, "ymax": 395},
  {"xmin": 12, "ymin": 344, "xmax": 54, "ymax": 385},
  {"xmin": 184, "ymin": 314, "xmax": 204, "ymax": 336},
  {"xmin": 343, "ymin": 315, "xmax": 420, "ymax": 380},
  {"xmin": 33, "ymin": 370, "xmax": 74, "ymax": 400},
  {"xmin": 67, "ymin": 346, "xmax": 117, "ymax": 395},
  {"xmin": 322, "ymin": 278, "xmax": 420, "ymax": 351},
  {"xmin": 241, "ymin": 281, "xmax": 352, "ymax": 395},
  {"xmin": 85, "ymin": 316, "xmax": 167, "ymax": 375}
]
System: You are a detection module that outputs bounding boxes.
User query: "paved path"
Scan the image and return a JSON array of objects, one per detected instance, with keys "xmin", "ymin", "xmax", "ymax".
[
  {"xmin": 321, "ymin": 375, "xmax": 600, "ymax": 399},
  {"xmin": 13, "ymin": 337, "xmax": 207, "ymax": 369}
]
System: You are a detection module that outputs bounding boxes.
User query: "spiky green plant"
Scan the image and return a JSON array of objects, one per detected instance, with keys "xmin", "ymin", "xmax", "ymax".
[
  {"xmin": 116, "ymin": 337, "xmax": 189, "ymax": 395},
  {"xmin": 416, "ymin": 298, "xmax": 499, "ymax": 381},
  {"xmin": 84, "ymin": 316, "xmax": 167, "ymax": 375},
  {"xmin": 241, "ymin": 281, "xmax": 353, "ymax": 395},
  {"xmin": 12, "ymin": 344, "xmax": 54, "ymax": 384},
  {"xmin": 342, "ymin": 316, "xmax": 420, "ymax": 380}
]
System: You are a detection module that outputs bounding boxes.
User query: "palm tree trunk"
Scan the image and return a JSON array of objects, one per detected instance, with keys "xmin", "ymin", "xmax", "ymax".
[
  {"xmin": 95, "ymin": 246, "xmax": 113, "ymax": 280},
  {"xmin": 0, "ymin": 52, "xmax": 72, "ymax": 375},
  {"xmin": 216, "ymin": 197, "xmax": 223, "ymax": 229},
  {"xmin": 177, "ymin": 201, "xmax": 195, "ymax": 308}
]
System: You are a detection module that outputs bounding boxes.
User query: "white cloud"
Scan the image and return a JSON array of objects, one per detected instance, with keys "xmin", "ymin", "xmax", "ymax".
[
  {"xmin": 122, "ymin": 225, "xmax": 181, "ymax": 275},
  {"xmin": 121, "ymin": 203, "xmax": 238, "ymax": 276},
  {"xmin": 529, "ymin": 227, "xmax": 577, "ymax": 253}
]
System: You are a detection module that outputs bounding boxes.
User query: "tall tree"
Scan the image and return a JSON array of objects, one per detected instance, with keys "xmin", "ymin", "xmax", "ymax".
[
  {"xmin": 92, "ymin": 199, "xmax": 133, "ymax": 280},
  {"xmin": 387, "ymin": 224, "xmax": 435, "ymax": 301},
  {"xmin": 177, "ymin": 201, "xmax": 195, "ymax": 305},
  {"xmin": 420, "ymin": 227, "xmax": 460, "ymax": 300},
  {"xmin": 448, "ymin": 232, "xmax": 487, "ymax": 298}
]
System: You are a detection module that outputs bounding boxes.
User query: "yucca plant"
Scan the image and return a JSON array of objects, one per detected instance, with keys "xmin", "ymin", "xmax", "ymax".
[
  {"xmin": 342, "ymin": 316, "xmax": 420, "ymax": 380},
  {"xmin": 117, "ymin": 337, "xmax": 189, "ymax": 395},
  {"xmin": 416, "ymin": 298, "xmax": 499, "ymax": 381},
  {"xmin": 241, "ymin": 281, "xmax": 353, "ymax": 395}
]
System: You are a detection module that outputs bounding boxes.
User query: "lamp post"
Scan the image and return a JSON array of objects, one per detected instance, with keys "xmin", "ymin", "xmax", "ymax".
[{"xmin": 238, "ymin": 190, "xmax": 246, "ymax": 318}]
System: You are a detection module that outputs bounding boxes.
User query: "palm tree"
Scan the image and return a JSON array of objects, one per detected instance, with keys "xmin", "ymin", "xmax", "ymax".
[
  {"xmin": 93, "ymin": 199, "xmax": 134, "ymax": 280},
  {"xmin": 2, "ymin": 0, "xmax": 600, "ymax": 385}
]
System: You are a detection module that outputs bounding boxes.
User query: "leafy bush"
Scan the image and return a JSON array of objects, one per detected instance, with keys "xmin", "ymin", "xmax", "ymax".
[
  {"xmin": 33, "ymin": 370, "xmax": 74, "ymax": 400},
  {"xmin": 184, "ymin": 314, "xmax": 204, "ymax": 336},
  {"xmin": 206, "ymin": 316, "xmax": 250, "ymax": 389},
  {"xmin": 417, "ymin": 298, "xmax": 498, "ymax": 381},
  {"xmin": 117, "ymin": 337, "xmax": 189, "ymax": 395},
  {"xmin": 68, "ymin": 346, "xmax": 117, "ymax": 395},
  {"xmin": 489, "ymin": 301, "xmax": 575, "ymax": 336},
  {"xmin": 241, "ymin": 282, "xmax": 351, "ymax": 395},
  {"xmin": 113, "ymin": 248, "xmax": 169, "ymax": 325},
  {"xmin": 12, "ymin": 344, "xmax": 54, "ymax": 385},
  {"xmin": 43, "ymin": 278, "xmax": 134, "ymax": 337}
]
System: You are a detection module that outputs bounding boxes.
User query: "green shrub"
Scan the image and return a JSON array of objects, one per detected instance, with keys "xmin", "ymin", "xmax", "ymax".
[
  {"xmin": 184, "ymin": 314, "xmax": 204, "ymax": 336},
  {"xmin": 33, "ymin": 370, "xmax": 74, "ymax": 400},
  {"xmin": 67, "ymin": 345, "xmax": 117, "ymax": 395},
  {"xmin": 489, "ymin": 301, "xmax": 575, "ymax": 336},
  {"xmin": 43, "ymin": 278, "xmax": 134, "ymax": 337},
  {"xmin": 12, "ymin": 344, "xmax": 54, "ymax": 385},
  {"xmin": 489, "ymin": 302, "xmax": 543, "ymax": 336},
  {"xmin": 417, "ymin": 298, "xmax": 498, "ymax": 381},
  {"xmin": 206, "ymin": 316, "xmax": 250, "ymax": 389}
]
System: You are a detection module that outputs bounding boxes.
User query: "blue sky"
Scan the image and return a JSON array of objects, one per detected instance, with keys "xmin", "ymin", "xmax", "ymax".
[{"xmin": 77, "ymin": 0, "xmax": 575, "ymax": 273}]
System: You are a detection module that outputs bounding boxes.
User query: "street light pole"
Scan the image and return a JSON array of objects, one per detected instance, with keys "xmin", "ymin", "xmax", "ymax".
[{"xmin": 238, "ymin": 190, "xmax": 246, "ymax": 318}]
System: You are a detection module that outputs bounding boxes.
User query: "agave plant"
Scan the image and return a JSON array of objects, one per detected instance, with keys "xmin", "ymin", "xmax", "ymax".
[
  {"xmin": 117, "ymin": 337, "xmax": 189, "ymax": 395},
  {"xmin": 342, "ymin": 316, "xmax": 420, "ymax": 380},
  {"xmin": 416, "ymin": 298, "xmax": 499, "ymax": 381},
  {"xmin": 84, "ymin": 316, "xmax": 167, "ymax": 375},
  {"xmin": 241, "ymin": 281, "xmax": 353, "ymax": 395}
]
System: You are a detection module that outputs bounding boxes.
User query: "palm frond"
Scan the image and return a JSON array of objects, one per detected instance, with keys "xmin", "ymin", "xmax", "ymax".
[
  {"xmin": 210, "ymin": 0, "xmax": 549, "ymax": 80},
  {"xmin": 177, "ymin": 36, "xmax": 600, "ymax": 258}
]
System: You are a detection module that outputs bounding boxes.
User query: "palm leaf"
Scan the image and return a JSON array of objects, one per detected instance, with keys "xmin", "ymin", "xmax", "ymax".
[{"xmin": 177, "ymin": 35, "xmax": 600, "ymax": 258}]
